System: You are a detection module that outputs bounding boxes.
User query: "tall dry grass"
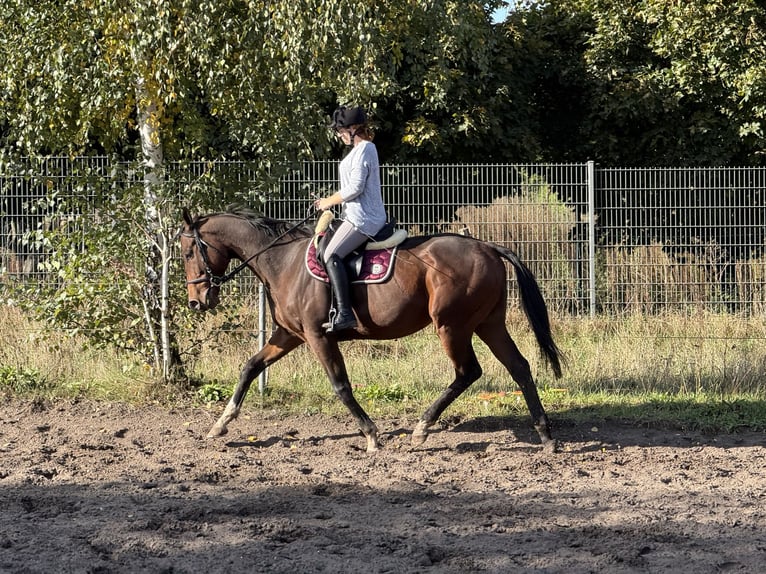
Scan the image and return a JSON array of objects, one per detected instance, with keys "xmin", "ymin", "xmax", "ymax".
[
  {"xmin": 126, "ymin": 308, "xmax": 766, "ymax": 434},
  {"xmin": 158, "ymin": 306, "xmax": 766, "ymax": 414},
  {"xmin": 600, "ymin": 243, "xmax": 766, "ymax": 314},
  {"xmin": 0, "ymin": 304, "xmax": 155, "ymax": 401},
  {"xmin": 2, "ymin": 300, "xmax": 765, "ymax": 430},
  {"xmin": 437, "ymin": 185, "xmax": 582, "ymax": 313}
]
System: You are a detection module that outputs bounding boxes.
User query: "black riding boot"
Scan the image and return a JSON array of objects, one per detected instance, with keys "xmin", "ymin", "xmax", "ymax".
[{"xmin": 323, "ymin": 254, "xmax": 358, "ymax": 332}]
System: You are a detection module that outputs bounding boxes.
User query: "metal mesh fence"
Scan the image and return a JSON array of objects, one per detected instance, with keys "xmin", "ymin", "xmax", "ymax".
[
  {"xmin": 597, "ymin": 167, "xmax": 766, "ymax": 314},
  {"xmin": 266, "ymin": 161, "xmax": 592, "ymax": 314},
  {"xmin": 3, "ymin": 158, "xmax": 766, "ymax": 316},
  {"xmin": 0, "ymin": 156, "xmax": 111, "ymax": 282}
]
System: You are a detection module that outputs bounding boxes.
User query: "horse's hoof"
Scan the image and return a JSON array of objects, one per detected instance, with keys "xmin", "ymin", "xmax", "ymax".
[
  {"xmin": 206, "ymin": 426, "xmax": 228, "ymax": 439},
  {"xmin": 411, "ymin": 420, "xmax": 431, "ymax": 447},
  {"xmin": 542, "ymin": 438, "xmax": 559, "ymax": 454},
  {"xmin": 365, "ymin": 436, "xmax": 381, "ymax": 453},
  {"xmin": 410, "ymin": 433, "xmax": 427, "ymax": 447}
]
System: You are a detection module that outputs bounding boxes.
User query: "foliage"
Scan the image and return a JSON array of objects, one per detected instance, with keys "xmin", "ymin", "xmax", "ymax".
[
  {"xmin": 0, "ymin": 365, "xmax": 47, "ymax": 394},
  {"xmin": 19, "ymin": 181, "xmax": 146, "ymax": 354},
  {"xmin": 2, "ymin": 0, "xmax": 766, "ymax": 167},
  {"xmin": 196, "ymin": 381, "xmax": 232, "ymax": 404},
  {"xmin": 0, "ymin": 0, "xmax": 546, "ymax": 166},
  {"xmin": 491, "ymin": 1, "xmax": 597, "ymax": 162},
  {"xmin": 0, "ymin": 0, "xmax": 389, "ymax": 167},
  {"xmin": 6, "ymin": 161, "xmax": 213, "ymax": 377},
  {"xmin": 572, "ymin": 0, "xmax": 766, "ymax": 165},
  {"xmin": 370, "ymin": 1, "xmax": 512, "ymax": 162},
  {"xmin": 3, "ymin": 0, "xmax": 766, "ymax": 166},
  {"xmin": 356, "ymin": 383, "xmax": 407, "ymax": 403},
  {"xmin": 483, "ymin": 0, "xmax": 766, "ymax": 166}
]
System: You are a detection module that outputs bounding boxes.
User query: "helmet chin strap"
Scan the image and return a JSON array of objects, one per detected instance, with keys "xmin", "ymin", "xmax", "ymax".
[{"xmin": 345, "ymin": 127, "xmax": 359, "ymax": 147}]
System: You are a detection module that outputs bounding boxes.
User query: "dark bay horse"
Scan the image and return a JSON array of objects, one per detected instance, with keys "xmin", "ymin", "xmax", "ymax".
[{"xmin": 180, "ymin": 208, "xmax": 563, "ymax": 452}]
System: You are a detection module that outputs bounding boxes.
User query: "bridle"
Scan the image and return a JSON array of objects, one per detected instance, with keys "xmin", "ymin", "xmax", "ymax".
[
  {"xmin": 182, "ymin": 227, "xmax": 237, "ymax": 287},
  {"xmin": 182, "ymin": 212, "xmax": 315, "ymax": 288}
]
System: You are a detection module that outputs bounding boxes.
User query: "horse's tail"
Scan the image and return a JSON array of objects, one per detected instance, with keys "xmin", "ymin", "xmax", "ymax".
[{"xmin": 493, "ymin": 244, "xmax": 563, "ymax": 378}]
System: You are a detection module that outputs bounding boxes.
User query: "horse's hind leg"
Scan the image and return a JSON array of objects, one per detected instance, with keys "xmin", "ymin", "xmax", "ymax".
[
  {"xmin": 412, "ymin": 327, "xmax": 482, "ymax": 447},
  {"xmin": 476, "ymin": 321, "xmax": 556, "ymax": 452},
  {"xmin": 207, "ymin": 327, "xmax": 303, "ymax": 438}
]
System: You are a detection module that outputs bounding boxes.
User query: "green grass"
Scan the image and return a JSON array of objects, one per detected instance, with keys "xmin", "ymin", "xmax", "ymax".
[
  {"xmin": 0, "ymin": 304, "xmax": 160, "ymax": 403},
  {"xmin": 2, "ymin": 304, "xmax": 766, "ymax": 432},
  {"xmin": 180, "ymin": 310, "xmax": 766, "ymax": 432}
]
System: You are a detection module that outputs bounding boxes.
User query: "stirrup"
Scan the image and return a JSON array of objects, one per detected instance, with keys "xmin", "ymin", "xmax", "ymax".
[
  {"xmin": 321, "ymin": 307, "xmax": 337, "ymax": 331},
  {"xmin": 323, "ymin": 310, "xmax": 358, "ymax": 332}
]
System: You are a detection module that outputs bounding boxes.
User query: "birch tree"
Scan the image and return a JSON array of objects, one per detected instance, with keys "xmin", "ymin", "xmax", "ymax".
[{"xmin": 0, "ymin": 0, "xmax": 389, "ymax": 381}]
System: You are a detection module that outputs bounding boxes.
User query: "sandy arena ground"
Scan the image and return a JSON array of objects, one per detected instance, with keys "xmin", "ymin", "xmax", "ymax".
[{"xmin": 1, "ymin": 398, "xmax": 764, "ymax": 573}]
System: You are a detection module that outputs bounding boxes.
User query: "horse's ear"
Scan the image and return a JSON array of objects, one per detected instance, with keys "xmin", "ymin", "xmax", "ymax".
[{"xmin": 182, "ymin": 207, "xmax": 193, "ymax": 226}]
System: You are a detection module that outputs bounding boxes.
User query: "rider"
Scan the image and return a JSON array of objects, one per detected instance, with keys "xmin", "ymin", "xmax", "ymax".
[{"xmin": 313, "ymin": 105, "xmax": 387, "ymax": 332}]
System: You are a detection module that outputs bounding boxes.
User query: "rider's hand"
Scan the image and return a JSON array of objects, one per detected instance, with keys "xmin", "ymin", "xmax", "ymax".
[{"xmin": 314, "ymin": 193, "xmax": 340, "ymax": 211}]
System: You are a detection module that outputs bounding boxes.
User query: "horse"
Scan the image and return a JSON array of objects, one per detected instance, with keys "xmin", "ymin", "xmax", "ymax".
[{"xmin": 180, "ymin": 207, "xmax": 563, "ymax": 453}]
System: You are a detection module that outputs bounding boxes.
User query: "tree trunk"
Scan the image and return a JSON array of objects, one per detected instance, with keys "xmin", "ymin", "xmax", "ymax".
[{"xmin": 136, "ymin": 77, "xmax": 181, "ymax": 382}]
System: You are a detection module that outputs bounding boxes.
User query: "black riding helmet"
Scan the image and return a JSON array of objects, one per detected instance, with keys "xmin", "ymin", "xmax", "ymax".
[{"xmin": 330, "ymin": 105, "xmax": 367, "ymax": 130}]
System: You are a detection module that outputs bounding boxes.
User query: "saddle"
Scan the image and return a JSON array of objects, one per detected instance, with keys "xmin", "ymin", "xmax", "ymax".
[{"xmin": 305, "ymin": 212, "xmax": 408, "ymax": 284}]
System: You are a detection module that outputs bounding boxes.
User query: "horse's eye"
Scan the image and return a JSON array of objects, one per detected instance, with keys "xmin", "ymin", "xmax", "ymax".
[{"xmin": 184, "ymin": 251, "xmax": 194, "ymax": 261}]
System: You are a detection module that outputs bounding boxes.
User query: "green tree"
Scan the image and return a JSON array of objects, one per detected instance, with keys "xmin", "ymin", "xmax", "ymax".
[
  {"xmin": 489, "ymin": 0, "xmax": 766, "ymax": 166},
  {"xmin": 0, "ymin": 0, "xmax": 392, "ymax": 381},
  {"xmin": 370, "ymin": 1, "xmax": 524, "ymax": 162},
  {"xmin": 572, "ymin": 0, "xmax": 766, "ymax": 165},
  {"xmin": 495, "ymin": 1, "xmax": 596, "ymax": 162}
]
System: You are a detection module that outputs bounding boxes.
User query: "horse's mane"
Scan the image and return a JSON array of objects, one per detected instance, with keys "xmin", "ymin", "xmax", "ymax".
[{"xmin": 194, "ymin": 205, "xmax": 313, "ymax": 239}]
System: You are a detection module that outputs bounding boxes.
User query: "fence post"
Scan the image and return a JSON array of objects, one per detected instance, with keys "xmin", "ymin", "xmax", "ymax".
[
  {"xmin": 258, "ymin": 282, "xmax": 268, "ymax": 394},
  {"xmin": 587, "ymin": 160, "xmax": 596, "ymax": 317}
]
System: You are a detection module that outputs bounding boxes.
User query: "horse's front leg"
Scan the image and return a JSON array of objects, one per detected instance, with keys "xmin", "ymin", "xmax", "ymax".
[
  {"xmin": 309, "ymin": 335, "xmax": 380, "ymax": 452},
  {"xmin": 207, "ymin": 328, "xmax": 303, "ymax": 438}
]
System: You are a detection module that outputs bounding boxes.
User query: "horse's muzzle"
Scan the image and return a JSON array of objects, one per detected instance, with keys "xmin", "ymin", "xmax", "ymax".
[{"xmin": 188, "ymin": 287, "xmax": 219, "ymax": 311}]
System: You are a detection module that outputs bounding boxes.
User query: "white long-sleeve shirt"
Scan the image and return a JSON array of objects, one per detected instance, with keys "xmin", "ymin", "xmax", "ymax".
[{"xmin": 338, "ymin": 140, "xmax": 387, "ymax": 236}]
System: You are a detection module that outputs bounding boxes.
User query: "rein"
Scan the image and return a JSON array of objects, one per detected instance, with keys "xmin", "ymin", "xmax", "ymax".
[{"xmin": 184, "ymin": 212, "xmax": 314, "ymax": 287}]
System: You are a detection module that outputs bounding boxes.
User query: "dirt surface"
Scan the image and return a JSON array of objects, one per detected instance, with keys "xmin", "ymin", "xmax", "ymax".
[{"xmin": 1, "ymin": 398, "xmax": 765, "ymax": 574}]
